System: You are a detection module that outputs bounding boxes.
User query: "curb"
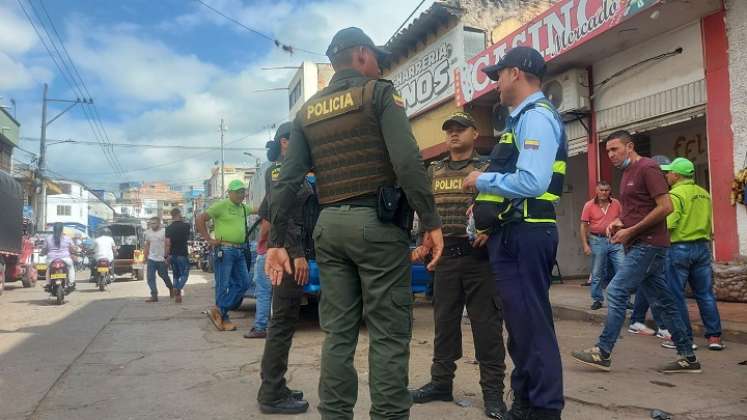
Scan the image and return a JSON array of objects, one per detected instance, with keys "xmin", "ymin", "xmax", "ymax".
[{"xmin": 551, "ymin": 303, "xmax": 747, "ymax": 345}]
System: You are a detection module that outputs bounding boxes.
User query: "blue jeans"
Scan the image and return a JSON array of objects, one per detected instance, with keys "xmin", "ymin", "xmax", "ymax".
[
  {"xmin": 147, "ymin": 259, "xmax": 173, "ymax": 297},
  {"xmin": 630, "ymin": 289, "xmax": 665, "ymax": 327},
  {"xmin": 214, "ymin": 247, "xmax": 251, "ymax": 320},
  {"xmin": 170, "ymin": 256, "xmax": 190, "ymax": 291},
  {"xmin": 667, "ymin": 242, "xmax": 722, "ymax": 339},
  {"xmin": 597, "ymin": 244, "xmax": 694, "ymax": 357},
  {"xmin": 253, "ymin": 254, "xmax": 272, "ymax": 331},
  {"xmin": 589, "ymin": 235, "xmax": 625, "ymax": 303}
]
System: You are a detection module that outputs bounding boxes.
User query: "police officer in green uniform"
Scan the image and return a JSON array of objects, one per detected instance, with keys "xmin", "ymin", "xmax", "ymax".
[
  {"xmin": 257, "ymin": 171, "xmax": 319, "ymax": 414},
  {"xmin": 410, "ymin": 112, "xmax": 507, "ymax": 419},
  {"xmin": 265, "ymin": 27, "xmax": 444, "ymax": 420}
]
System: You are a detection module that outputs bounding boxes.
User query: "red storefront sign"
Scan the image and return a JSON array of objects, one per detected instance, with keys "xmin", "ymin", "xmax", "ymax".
[{"xmin": 454, "ymin": 0, "xmax": 660, "ymax": 105}]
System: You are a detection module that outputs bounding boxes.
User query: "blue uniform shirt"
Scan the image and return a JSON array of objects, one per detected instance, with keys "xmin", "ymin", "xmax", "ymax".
[{"xmin": 476, "ymin": 91, "xmax": 563, "ymax": 199}]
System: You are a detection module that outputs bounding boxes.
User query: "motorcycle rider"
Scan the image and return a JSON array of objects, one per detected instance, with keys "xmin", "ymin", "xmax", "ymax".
[
  {"xmin": 43, "ymin": 222, "xmax": 76, "ymax": 288},
  {"xmin": 94, "ymin": 227, "xmax": 117, "ymax": 274}
]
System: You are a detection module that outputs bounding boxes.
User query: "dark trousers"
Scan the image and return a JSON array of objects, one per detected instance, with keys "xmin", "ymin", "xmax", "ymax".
[
  {"xmin": 431, "ymin": 252, "xmax": 506, "ymax": 400},
  {"xmin": 258, "ymin": 268, "xmax": 304, "ymax": 404},
  {"xmin": 488, "ymin": 223, "xmax": 564, "ymax": 411}
]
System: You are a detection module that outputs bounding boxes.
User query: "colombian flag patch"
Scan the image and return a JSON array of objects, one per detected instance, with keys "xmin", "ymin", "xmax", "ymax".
[
  {"xmin": 524, "ymin": 139, "xmax": 540, "ymax": 150},
  {"xmin": 393, "ymin": 94, "xmax": 405, "ymax": 108}
]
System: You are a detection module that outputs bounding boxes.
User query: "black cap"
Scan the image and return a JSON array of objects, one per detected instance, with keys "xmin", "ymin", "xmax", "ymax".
[
  {"xmin": 482, "ymin": 46, "xmax": 547, "ymax": 81},
  {"xmin": 274, "ymin": 122, "xmax": 292, "ymax": 141},
  {"xmin": 442, "ymin": 112, "xmax": 477, "ymax": 130},
  {"xmin": 326, "ymin": 27, "xmax": 391, "ymax": 63}
]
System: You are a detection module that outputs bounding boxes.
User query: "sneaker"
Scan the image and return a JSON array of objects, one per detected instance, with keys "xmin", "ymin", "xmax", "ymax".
[
  {"xmin": 243, "ymin": 327, "xmax": 267, "ymax": 339},
  {"xmin": 626, "ymin": 301, "xmax": 634, "ymax": 310},
  {"xmin": 259, "ymin": 396, "xmax": 309, "ymax": 414},
  {"xmin": 590, "ymin": 301, "xmax": 603, "ymax": 310},
  {"xmin": 656, "ymin": 329, "xmax": 671, "ymax": 339},
  {"xmin": 659, "ymin": 357, "xmax": 702, "ymax": 374},
  {"xmin": 628, "ymin": 322, "xmax": 655, "ymax": 336},
  {"xmin": 571, "ymin": 346, "xmax": 611, "ymax": 371},
  {"xmin": 222, "ymin": 321, "xmax": 237, "ymax": 331},
  {"xmin": 707, "ymin": 336, "xmax": 725, "ymax": 351},
  {"xmin": 208, "ymin": 307, "xmax": 224, "ymax": 331},
  {"xmin": 484, "ymin": 399, "xmax": 507, "ymax": 419},
  {"xmin": 145, "ymin": 296, "xmax": 158, "ymax": 303},
  {"xmin": 660, "ymin": 340, "xmax": 698, "ymax": 350}
]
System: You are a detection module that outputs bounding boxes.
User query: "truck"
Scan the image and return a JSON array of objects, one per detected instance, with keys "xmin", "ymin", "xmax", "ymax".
[{"xmin": 0, "ymin": 171, "xmax": 36, "ymax": 294}]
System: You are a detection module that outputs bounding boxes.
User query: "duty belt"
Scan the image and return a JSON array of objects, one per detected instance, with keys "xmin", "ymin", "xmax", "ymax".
[{"xmin": 442, "ymin": 238, "xmax": 473, "ymax": 257}]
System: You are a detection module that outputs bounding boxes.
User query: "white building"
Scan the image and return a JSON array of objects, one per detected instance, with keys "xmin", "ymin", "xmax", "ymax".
[
  {"xmin": 46, "ymin": 180, "xmax": 89, "ymax": 236},
  {"xmin": 288, "ymin": 62, "xmax": 334, "ymax": 120},
  {"xmin": 205, "ymin": 165, "xmax": 257, "ymax": 200}
]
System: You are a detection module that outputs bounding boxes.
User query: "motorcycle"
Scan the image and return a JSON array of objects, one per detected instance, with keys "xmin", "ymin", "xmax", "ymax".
[
  {"xmin": 45, "ymin": 259, "xmax": 73, "ymax": 305},
  {"xmin": 93, "ymin": 258, "xmax": 113, "ymax": 291}
]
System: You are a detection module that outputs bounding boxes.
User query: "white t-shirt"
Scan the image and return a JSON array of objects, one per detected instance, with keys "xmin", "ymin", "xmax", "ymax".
[
  {"xmin": 144, "ymin": 228, "xmax": 166, "ymax": 262},
  {"xmin": 94, "ymin": 236, "xmax": 116, "ymax": 261}
]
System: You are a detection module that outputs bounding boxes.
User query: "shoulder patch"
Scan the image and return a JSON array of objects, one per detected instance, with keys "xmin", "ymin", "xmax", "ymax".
[
  {"xmin": 271, "ymin": 166, "xmax": 281, "ymax": 181},
  {"xmin": 392, "ymin": 93, "xmax": 405, "ymax": 108},
  {"xmin": 303, "ymin": 87, "xmax": 363, "ymax": 126},
  {"xmin": 524, "ymin": 139, "xmax": 541, "ymax": 150}
]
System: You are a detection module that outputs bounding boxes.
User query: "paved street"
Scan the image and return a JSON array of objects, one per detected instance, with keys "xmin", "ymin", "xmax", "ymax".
[{"xmin": 1, "ymin": 270, "xmax": 746, "ymax": 420}]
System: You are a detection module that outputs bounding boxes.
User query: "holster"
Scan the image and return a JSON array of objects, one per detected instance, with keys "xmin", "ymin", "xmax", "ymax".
[{"xmin": 377, "ymin": 186, "xmax": 414, "ymax": 234}]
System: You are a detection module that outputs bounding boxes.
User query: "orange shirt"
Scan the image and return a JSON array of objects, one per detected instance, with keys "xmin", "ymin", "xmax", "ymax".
[{"xmin": 581, "ymin": 198, "xmax": 622, "ymax": 235}]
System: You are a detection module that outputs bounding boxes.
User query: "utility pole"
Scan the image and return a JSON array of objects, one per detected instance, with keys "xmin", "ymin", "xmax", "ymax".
[
  {"xmin": 219, "ymin": 118, "xmax": 227, "ymax": 198},
  {"xmin": 35, "ymin": 83, "xmax": 89, "ymax": 230}
]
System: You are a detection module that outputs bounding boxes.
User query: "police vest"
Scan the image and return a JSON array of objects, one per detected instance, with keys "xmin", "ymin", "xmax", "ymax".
[
  {"xmin": 430, "ymin": 157, "xmax": 488, "ymax": 237},
  {"xmin": 473, "ymin": 99, "xmax": 567, "ymax": 232},
  {"xmin": 300, "ymin": 79, "xmax": 396, "ymax": 205}
]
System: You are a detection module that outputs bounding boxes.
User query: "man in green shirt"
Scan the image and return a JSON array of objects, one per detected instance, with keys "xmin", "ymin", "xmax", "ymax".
[
  {"xmin": 660, "ymin": 157, "xmax": 724, "ymax": 351},
  {"xmin": 197, "ymin": 179, "xmax": 252, "ymax": 332},
  {"xmin": 265, "ymin": 27, "xmax": 443, "ymax": 420}
]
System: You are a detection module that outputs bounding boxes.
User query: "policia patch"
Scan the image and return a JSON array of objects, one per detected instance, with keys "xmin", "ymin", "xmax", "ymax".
[{"xmin": 304, "ymin": 87, "xmax": 363, "ymax": 125}]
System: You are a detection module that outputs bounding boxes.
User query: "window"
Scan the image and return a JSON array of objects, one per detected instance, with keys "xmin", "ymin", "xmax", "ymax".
[
  {"xmin": 56, "ymin": 205, "xmax": 71, "ymax": 216},
  {"xmin": 289, "ymin": 80, "xmax": 302, "ymax": 110}
]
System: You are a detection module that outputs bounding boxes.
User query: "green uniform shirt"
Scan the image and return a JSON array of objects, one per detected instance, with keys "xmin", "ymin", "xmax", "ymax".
[
  {"xmin": 667, "ymin": 179, "xmax": 712, "ymax": 243},
  {"xmin": 269, "ymin": 68, "xmax": 441, "ymax": 247},
  {"xmin": 206, "ymin": 199, "xmax": 251, "ymax": 244}
]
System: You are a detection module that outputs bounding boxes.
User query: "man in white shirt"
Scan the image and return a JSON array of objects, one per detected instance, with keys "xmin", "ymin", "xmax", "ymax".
[
  {"xmin": 94, "ymin": 228, "xmax": 117, "ymax": 262},
  {"xmin": 144, "ymin": 217, "xmax": 174, "ymax": 302}
]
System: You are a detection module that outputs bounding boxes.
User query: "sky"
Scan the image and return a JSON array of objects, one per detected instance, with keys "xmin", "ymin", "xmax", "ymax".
[{"xmin": 1, "ymin": 0, "xmax": 433, "ymax": 191}]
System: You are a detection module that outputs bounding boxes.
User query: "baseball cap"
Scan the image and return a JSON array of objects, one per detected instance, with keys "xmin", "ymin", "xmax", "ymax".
[
  {"xmin": 227, "ymin": 179, "xmax": 246, "ymax": 191},
  {"xmin": 660, "ymin": 157, "xmax": 695, "ymax": 176},
  {"xmin": 482, "ymin": 46, "xmax": 547, "ymax": 81},
  {"xmin": 274, "ymin": 122, "xmax": 292, "ymax": 141},
  {"xmin": 442, "ymin": 112, "xmax": 477, "ymax": 130},
  {"xmin": 326, "ymin": 27, "xmax": 391, "ymax": 63}
]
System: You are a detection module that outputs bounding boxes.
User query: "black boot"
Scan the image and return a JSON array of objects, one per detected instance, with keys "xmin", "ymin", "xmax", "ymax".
[
  {"xmin": 259, "ymin": 396, "xmax": 309, "ymax": 415},
  {"xmin": 409, "ymin": 382, "xmax": 453, "ymax": 404},
  {"xmin": 507, "ymin": 397, "xmax": 531, "ymax": 420},
  {"xmin": 288, "ymin": 389, "xmax": 304, "ymax": 400},
  {"xmin": 485, "ymin": 398, "xmax": 508, "ymax": 419},
  {"xmin": 528, "ymin": 408, "xmax": 561, "ymax": 420}
]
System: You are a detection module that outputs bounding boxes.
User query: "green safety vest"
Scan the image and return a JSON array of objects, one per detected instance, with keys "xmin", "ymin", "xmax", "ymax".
[{"xmin": 473, "ymin": 99, "xmax": 567, "ymax": 232}]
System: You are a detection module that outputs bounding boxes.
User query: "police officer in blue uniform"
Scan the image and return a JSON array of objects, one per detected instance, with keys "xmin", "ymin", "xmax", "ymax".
[{"xmin": 463, "ymin": 46, "xmax": 566, "ymax": 420}]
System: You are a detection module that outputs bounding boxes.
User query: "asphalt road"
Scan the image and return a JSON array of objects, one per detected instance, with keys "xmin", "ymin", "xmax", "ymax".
[{"xmin": 1, "ymin": 269, "xmax": 746, "ymax": 420}]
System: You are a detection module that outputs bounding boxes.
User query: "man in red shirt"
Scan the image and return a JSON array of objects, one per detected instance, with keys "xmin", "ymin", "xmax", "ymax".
[
  {"xmin": 580, "ymin": 181, "xmax": 624, "ymax": 310},
  {"xmin": 572, "ymin": 130, "xmax": 700, "ymax": 374}
]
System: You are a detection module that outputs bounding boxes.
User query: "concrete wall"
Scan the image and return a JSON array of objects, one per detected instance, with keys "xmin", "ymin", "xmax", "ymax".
[
  {"xmin": 726, "ymin": 0, "xmax": 747, "ymax": 256},
  {"xmin": 556, "ymin": 154, "xmax": 590, "ymax": 277}
]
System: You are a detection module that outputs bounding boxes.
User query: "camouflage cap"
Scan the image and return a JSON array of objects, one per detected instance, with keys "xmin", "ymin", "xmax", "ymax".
[
  {"xmin": 326, "ymin": 27, "xmax": 391, "ymax": 63},
  {"xmin": 442, "ymin": 112, "xmax": 477, "ymax": 130}
]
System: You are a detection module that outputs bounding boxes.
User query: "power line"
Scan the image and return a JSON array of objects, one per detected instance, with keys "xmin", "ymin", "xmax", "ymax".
[
  {"xmin": 20, "ymin": 136, "xmax": 267, "ymax": 151},
  {"xmin": 192, "ymin": 0, "xmax": 324, "ymax": 56},
  {"xmin": 388, "ymin": 0, "xmax": 428, "ymax": 44}
]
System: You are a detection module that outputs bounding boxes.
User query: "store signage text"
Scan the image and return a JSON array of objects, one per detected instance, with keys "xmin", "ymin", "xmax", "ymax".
[
  {"xmin": 455, "ymin": 0, "xmax": 659, "ymax": 105},
  {"xmin": 389, "ymin": 26, "xmax": 465, "ymax": 117}
]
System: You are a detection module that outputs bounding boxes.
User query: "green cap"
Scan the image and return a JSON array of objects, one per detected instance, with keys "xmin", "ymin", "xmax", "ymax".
[
  {"xmin": 326, "ymin": 27, "xmax": 391, "ymax": 63},
  {"xmin": 227, "ymin": 179, "xmax": 246, "ymax": 191},
  {"xmin": 660, "ymin": 157, "xmax": 695, "ymax": 176},
  {"xmin": 442, "ymin": 112, "xmax": 477, "ymax": 130}
]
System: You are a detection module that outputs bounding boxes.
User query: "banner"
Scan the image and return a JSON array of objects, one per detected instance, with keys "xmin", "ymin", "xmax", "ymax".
[
  {"xmin": 389, "ymin": 25, "xmax": 466, "ymax": 117},
  {"xmin": 455, "ymin": 0, "xmax": 660, "ymax": 105}
]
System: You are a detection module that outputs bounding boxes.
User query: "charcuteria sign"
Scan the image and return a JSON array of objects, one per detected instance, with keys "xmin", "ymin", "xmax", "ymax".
[{"xmin": 454, "ymin": 0, "xmax": 659, "ymax": 105}]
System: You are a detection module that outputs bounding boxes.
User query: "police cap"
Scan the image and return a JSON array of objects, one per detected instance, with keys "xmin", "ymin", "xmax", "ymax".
[
  {"xmin": 274, "ymin": 122, "xmax": 292, "ymax": 141},
  {"xmin": 326, "ymin": 27, "xmax": 391, "ymax": 63},
  {"xmin": 482, "ymin": 46, "xmax": 547, "ymax": 81},
  {"xmin": 442, "ymin": 112, "xmax": 477, "ymax": 130}
]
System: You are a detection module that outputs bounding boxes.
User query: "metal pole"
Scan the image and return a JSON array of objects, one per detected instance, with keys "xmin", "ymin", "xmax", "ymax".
[
  {"xmin": 37, "ymin": 83, "xmax": 49, "ymax": 231},
  {"xmin": 219, "ymin": 118, "xmax": 225, "ymax": 198}
]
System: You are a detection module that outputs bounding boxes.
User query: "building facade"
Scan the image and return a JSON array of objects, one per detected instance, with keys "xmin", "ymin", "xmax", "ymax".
[
  {"xmin": 120, "ymin": 182, "xmax": 184, "ymax": 223},
  {"xmin": 0, "ymin": 107, "xmax": 20, "ymax": 174},
  {"xmin": 205, "ymin": 165, "xmax": 257, "ymax": 201},
  {"xmin": 288, "ymin": 62, "xmax": 335, "ymax": 120}
]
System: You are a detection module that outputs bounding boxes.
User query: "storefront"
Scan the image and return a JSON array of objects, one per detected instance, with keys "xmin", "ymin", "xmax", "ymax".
[{"xmin": 455, "ymin": 0, "xmax": 733, "ymax": 275}]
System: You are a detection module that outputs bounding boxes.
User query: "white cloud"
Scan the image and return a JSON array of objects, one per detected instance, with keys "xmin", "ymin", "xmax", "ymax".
[{"xmin": 0, "ymin": 6, "xmax": 37, "ymax": 55}]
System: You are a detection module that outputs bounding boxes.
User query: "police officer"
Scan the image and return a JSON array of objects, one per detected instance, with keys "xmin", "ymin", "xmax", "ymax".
[
  {"xmin": 463, "ymin": 46, "xmax": 566, "ymax": 420},
  {"xmin": 265, "ymin": 27, "xmax": 444, "ymax": 420},
  {"xmin": 256, "ymin": 171, "xmax": 318, "ymax": 414},
  {"xmin": 410, "ymin": 112, "xmax": 507, "ymax": 419}
]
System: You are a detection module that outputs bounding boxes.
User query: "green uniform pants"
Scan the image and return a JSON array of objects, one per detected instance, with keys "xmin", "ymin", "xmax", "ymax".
[
  {"xmin": 257, "ymin": 266, "xmax": 304, "ymax": 404},
  {"xmin": 314, "ymin": 206, "xmax": 413, "ymax": 420},
  {"xmin": 431, "ymin": 252, "xmax": 506, "ymax": 400}
]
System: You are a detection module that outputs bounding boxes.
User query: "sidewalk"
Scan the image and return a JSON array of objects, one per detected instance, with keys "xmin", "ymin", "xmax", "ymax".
[{"xmin": 550, "ymin": 278, "xmax": 747, "ymax": 344}]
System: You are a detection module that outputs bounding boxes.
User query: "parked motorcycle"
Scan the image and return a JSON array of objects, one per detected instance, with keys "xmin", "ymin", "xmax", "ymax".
[
  {"xmin": 45, "ymin": 259, "xmax": 73, "ymax": 305},
  {"xmin": 93, "ymin": 258, "xmax": 113, "ymax": 291}
]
